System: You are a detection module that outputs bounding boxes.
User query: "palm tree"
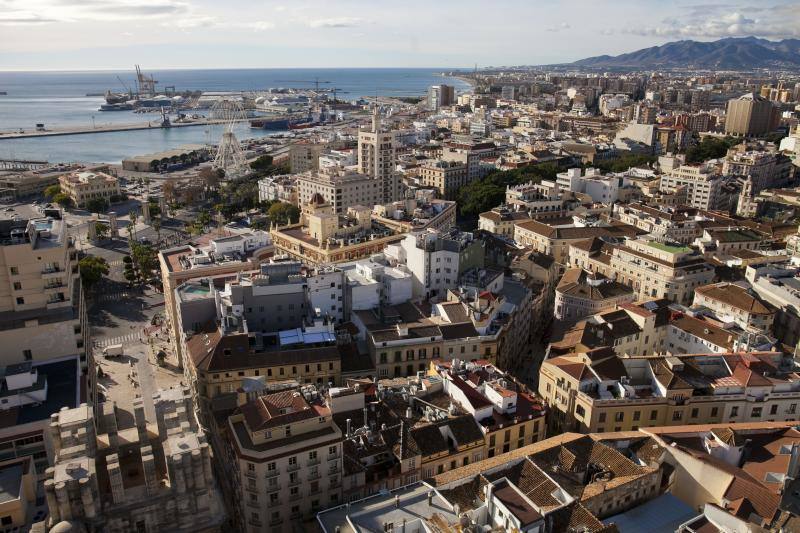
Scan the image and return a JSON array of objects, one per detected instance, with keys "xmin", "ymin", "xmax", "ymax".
[
  {"xmin": 153, "ymin": 217, "xmax": 162, "ymax": 244},
  {"xmin": 129, "ymin": 210, "xmax": 138, "ymax": 241}
]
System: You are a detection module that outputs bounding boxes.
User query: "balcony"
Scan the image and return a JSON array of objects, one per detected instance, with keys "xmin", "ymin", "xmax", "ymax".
[
  {"xmin": 307, "ymin": 457, "xmax": 320, "ymax": 467},
  {"xmin": 307, "ymin": 471, "xmax": 321, "ymax": 481},
  {"xmin": 287, "ymin": 463, "xmax": 300, "ymax": 472},
  {"xmin": 245, "ymin": 485, "xmax": 260, "ymax": 494},
  {"xmin": 265, "ymin": 469, "xmax": 280, "ymax": 478},
  {"xmin": 328, "ymin": 466, "xmax": 340, "ymax": 475},
  {"xmin": 248, "ymin": 518, "xmax": 262, "ymax": 527},
  {"xmin": 41, "ymin": 268, "xmax": 65, "ymax": 279},
  {"xmin": 329, "ymin": 481, "xmax": 341, "ymax": 489},
  {"xmin": 269, "ymin": 517, "xmax": 284, "ymax": 526},
  {"xmin": 246, "ymin": 501, "xmax": 260, "ymax": 510},
  {"xmin": 288, "ymin": 477, "xmax": 301, "ymax": 487},
  {"xmin": 289, "ymin": 493, "xmax": 303, "ymax": 502},
  {"xmin": 244, "ymin": 470, "xmax": 257, "ymax": 479},
  {"xmin": 265, "ymin": 483, "xmax": 280, "ymax": 491},
  {"xmin": 327, "ymin": 452, "xmax": 340, "ymax": 461}
]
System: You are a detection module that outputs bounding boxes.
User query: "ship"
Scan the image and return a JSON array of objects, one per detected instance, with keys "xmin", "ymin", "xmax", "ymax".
[
  {"xmin": 250, "ymin": 117, "xmax": 291, "ymax": 130},
  {"xmin": 99, "ymin": 102, "xmax": 134, "ymax": 111},
  {"xmin": 105, "ymin": 90, "xmax": 130, "ymax": 104}
]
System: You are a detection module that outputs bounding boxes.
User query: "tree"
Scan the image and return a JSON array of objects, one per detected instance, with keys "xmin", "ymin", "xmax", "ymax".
[
  {"xmin": 250, "ymin": 154, "xmax": 274, "ymax": 171},
  {"xmin": 267, "ymin": 202, "xmax": 300, "ymax": 226},
  {"xmin": 152, "ymin": 217, "xmax": 162, "ymax": 243},
  {"xmin": 130, "ymin": 242, "xmax": 158, "ymax": 281},
  {"xmin": 685, "ymin": 136, "xmax": 739, "ymax": 163},
  {"xmin": 149, "ymin": 160, "xmax": 160, "ymax": 172},
  {"xmin": 162, "ymin": 181, "xmax": 176, "ymax": 203},
  {"xmin": 200, "ymin": 167, "xmax": 223, "ymax": 191},
  {"xmin": 44, "ymin": 184, "xmax": 61, "ymax": 200},
  {"xmin": 53, "ymin": 193, "xmax": 72, "ymax": 207},
  {"xmin": 456, "ymin": 163, "xmax": 559, "ymax": 220},
  {"xmin": 95, "ymin": 222, "xmax": 109, "ymax": 240},
  {"xmin": 85, "ymin": 197, "xmax": 109, "ymax": 213},
  {"xmin": 78, "ymin": 256, "xmax": 109, "ymax": 290}
]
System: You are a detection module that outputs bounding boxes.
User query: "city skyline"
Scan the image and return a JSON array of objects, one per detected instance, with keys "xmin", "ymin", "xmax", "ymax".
[{"xmin": 1, "ymin": 0, "xmax": 799, "ymax": 70}]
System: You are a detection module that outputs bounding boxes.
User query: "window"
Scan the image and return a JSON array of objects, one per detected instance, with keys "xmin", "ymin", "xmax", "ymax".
[
  {"xmin": 752, "ymin": 407, "xmax": 762, "ymax": 418},
  {"xmin": 598, "ymin": 413, "xmax": 606, "ymax": 423},
  {"xmin": 731, "ymin": 406, "xmax": 739, "ymax": 417},
  {"xmin": 16, "ymin": 297, "xmax": 24, "ymax": 305},
  {"xmin": 770, "ymin": 405, "xmax": 778, "ymax": 415},
  {"xmin": 614, "ymin": 412, "xmax": 624, "ymax": 422},
  {"xmin": 633, "ymin": 411, "xmax": 641, "ymax": 421},
  {"xmin": 9, "ymin": 267, "xmax": 18, "ymax": 275},
  {"xmin": 691, "ymin": 408, "xmax": 699, "ymax": 418},
  {"xmin": 672, "ymin": 411, "xmax": 682, "ymax": 421},
  {"xmin": 710, "ymin": 407, "xmax": 719, "ymax": 417},
  {"xmin": 790, "ymin": 404, "xmax": 797, "ymax": 415},
  {"xmin": 12, "ymin": 282, "xmax": 21, "ymax": 290},
  {"xmin": 650, "ymin": 410, "xmax": 658, "ymax": 421},
  {"xmin": 23, "ymin": 349, "xmax": 32, "ymax": 361}
]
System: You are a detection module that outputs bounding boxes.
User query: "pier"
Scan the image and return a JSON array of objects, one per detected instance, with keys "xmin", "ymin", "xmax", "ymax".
[
  {"xmin": 0, "ymin": 118, "xmax": 242, "ymax": 141},
  {"xmin": 0, "ymin": 159, "xmax": 49, "ymax": 170}
]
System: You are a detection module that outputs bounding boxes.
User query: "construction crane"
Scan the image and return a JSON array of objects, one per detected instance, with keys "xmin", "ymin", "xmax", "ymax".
[{"xmin": 275, "ymin": 77, "xmax": 331, "ymax": 92}]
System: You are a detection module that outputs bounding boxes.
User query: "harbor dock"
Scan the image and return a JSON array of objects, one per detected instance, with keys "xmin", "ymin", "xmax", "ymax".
[{"xmin": 0, "ymin": 118, "xmax": 244, "ymax": 141}]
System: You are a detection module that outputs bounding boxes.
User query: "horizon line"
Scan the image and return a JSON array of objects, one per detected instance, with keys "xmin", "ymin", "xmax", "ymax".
[{"xmin": 0, "ymin": 66, "xmax": 475, "ymax": 74}]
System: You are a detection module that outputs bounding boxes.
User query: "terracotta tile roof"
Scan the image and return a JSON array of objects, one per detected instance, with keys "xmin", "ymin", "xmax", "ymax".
[
  {"xmin": 240, "ymin": 389, "xmax": 320, "ymax": 431},
  {"xmin": 695, "ymin": 283, "xmax": 772, "ymax": 315}
]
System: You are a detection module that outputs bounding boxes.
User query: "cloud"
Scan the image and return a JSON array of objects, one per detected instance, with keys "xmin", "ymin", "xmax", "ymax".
[
  {"xmin": 308, "ymin": 17, "xmax": 361, "ymax": 28},
  {"xmin": 0, "ymin": 13, "xmax": 58, "ymax": 24},
  {"xmin": 546, "ymin": 22, "xmax": 571, "ymax": 32},
  {"xmin": 621, "ymin": 4, "xmax": 800, "ymax": 39}
]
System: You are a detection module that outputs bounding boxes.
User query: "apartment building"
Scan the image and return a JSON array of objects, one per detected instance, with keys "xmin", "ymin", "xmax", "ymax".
[
  {"xmin": 659, "ymin": 163, "xmax": 726, "ymax": 210},
  {"xmin": 159, "ymin": 233, "xmax": 274, "ymax": 368},
  {"xmin": 555, "ymin": 268, "xmax": 635, "ymax": 322},
  {"xmin": 540, "ymin": 349, "xmax": 800, "ymax": 434},
  {"xmin": 288, "ymin": 142, "xmax": 326, "ymax": 173},
  {"xmin": 745, "ymin": 263, "xmax": 800, "ymax": 347},
  {"xmin": 613, "ymin": 203, "xmax": 705, "ymax": 244},
  {"xmin": 295, "ymin": 169, "xmax": 384, "ymax": 214},
  {"xmin": 556, "ymin": 167, "xmax": 634, "ymax": 204},
  {"xmin": 723, "ymin": 143, "xmax": 794, "ymax": 194},
  {"xmin": 256, "ymin": 175, "xmax": 297, "ymax": 205},
  {"xmin": 569, "ymin": 237, "xmax": 715, "ymax": 305},
  {"xmin": 358, "ymin": 107, "xmax": 401, "ymax": 203},
  {"xmin": 694, "ymin": 282, "xmax": 774, "ymax": 332},
  {"xmin": 0, "ymin": 215, "xmax": 88, "ymax": 369},
  {"xmin": 270, "ymin": 196, "xmax": 403, "ymax": 267},
  {"xmin": 418, "ymin": 160, "xmax": 469, "ymax": 200},
  {"xmin": 58, "ymin": 169, "xmax": 120, "ymax": 208},
  {"xmin": 435, "ymin": 359, "xmax": 547, "ymax": 458},
  {"xmin": 227, "ymin": 388, "xmax": 344, "ymax": 533},
  {"xmin": 724, "ymin": 92, "xmax": 780, "ymax": 137},
  {"xmin": 514, "ymin": 219, "xmax": 643, "ymax": 264}
]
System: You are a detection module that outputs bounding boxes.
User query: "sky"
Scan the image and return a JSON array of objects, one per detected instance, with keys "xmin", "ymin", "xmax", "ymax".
[{"xmin": 1, "ymin": 0, "xmax": 799, "ymax": 70}]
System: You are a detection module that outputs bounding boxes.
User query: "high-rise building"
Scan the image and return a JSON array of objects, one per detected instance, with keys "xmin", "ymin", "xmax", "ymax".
[
  {"xmin": 357, "ymin": 107, "xmax": 401, "ymax": 203},
  {"xmin": 0, "ymin": 213, "xmax": 89, "ymax": 369},
  {"xmin": 427, "ymin": 84, "xmax": 455, "ymax": 110},
  {"xmin": 724, "ymin": 93, "xmax": 780, "ymax": 137}
]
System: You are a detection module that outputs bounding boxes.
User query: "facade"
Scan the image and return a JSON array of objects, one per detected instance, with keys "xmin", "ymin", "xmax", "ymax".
[
  {"xmin": 357, "ymin": 108, "xmax": 401, "ymax": 203},
  {"xmin": 158, "ymin": 234, "xmax": 274, "ymax": 369},
  {"xmin": 539, "ymin": 350, "xmax": 800, "ymax": 434},
  {"xmin": 418, "ymin": 160, "xmax": 469, "ymax": 200},
  {"xmin": 660, "ymin": 163, "xmax": 725, "ymax": 210},
  {"xmin": 569, "ymin": 237, "xmax": 715, "ymax": 305},
  {"xmin": 58, "ymin": 170, "xmax": 120, "ymax": 208},
  {"xmin": 227, "ymin": 388, "xmax": 343, "ymax": 532},
  {"xmin": 514, "ymin": 219, "xmax": 642, "ymax": 264},
  {"xmin": 427, "ymin": 84, "xmax": 455, "ymax": 111},
  {"xmin": 288, "ymin": 142, "xmax": 326, "ymax": 173},
  {"xmin": 555, "ymin": 268, "xmax": 635, "ymax": 322},
  {"xmin": 270, "ymin": 196, "xmax": 404, "ymax": 267},
  {"xmin": 724, "ymin": 92, "xmax": 780, "ymax": 137},
  {"xmin": 0, "ymin": 216, "xmax": 88, "ymax": 369},
  {"xmin": 295, "ymin": 170, "xmax": 384, "ymax": 214}
]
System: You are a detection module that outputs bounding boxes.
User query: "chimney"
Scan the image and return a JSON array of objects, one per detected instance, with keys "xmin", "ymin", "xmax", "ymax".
[
  {"xmin": 346, "ymin": 418, "xmax": 351, "ymax": 438},
  {"xmin": 427, "ymin": 491, "xmax": 433, "ymax": 506}
]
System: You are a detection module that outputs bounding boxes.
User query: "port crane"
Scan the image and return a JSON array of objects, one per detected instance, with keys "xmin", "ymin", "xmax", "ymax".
[
  {"xmin": 115, "ymin": 76, "xmax": 134, "ymax": 98},
  {"xmin": 135, "ymin": 65, "xmax": 158, "ymax": 97}
]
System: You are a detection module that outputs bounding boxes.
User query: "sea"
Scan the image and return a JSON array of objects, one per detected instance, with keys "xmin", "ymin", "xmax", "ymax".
[{"xmin": 0, "ymin": 68, "xmax": 470, "ymax": 164}]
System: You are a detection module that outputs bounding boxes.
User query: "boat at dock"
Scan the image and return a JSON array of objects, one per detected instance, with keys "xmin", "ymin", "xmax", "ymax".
[
  {"xmin": 99, "ymin": 103, "xmax": 134, "ymax": 111},
  {"xmin": 250, "ymin": 117, "xmax": 291, "ymax": 130}
]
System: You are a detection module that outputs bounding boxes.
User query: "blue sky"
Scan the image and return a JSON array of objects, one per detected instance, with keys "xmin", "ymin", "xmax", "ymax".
[{"xmin": 1, "ymin": 0, "xmax": 799, "ymax": 70}]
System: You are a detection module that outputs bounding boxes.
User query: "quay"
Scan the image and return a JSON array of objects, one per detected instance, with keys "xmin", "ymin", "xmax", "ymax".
[{"xmin": 0, "ymin": 118, "xmax": 242, "ymax": 141}]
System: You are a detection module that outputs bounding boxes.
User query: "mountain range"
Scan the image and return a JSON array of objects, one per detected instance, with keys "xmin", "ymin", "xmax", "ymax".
[{"xmin": 570, "ymin": 37, "xmax": 800, "ymax": 70}]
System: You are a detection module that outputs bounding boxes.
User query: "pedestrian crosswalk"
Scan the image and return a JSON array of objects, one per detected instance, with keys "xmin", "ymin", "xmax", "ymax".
[
  {"xmin": 93, "ymin": 331, "xmax": 142, "ymax": 348},
  {"xmin": 96, "ymin": 290, "xmax": 139, "ymax": 303},
  {"xmin": 108, "ymin": 260, "xmax": 124, "ymax": 267}
]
